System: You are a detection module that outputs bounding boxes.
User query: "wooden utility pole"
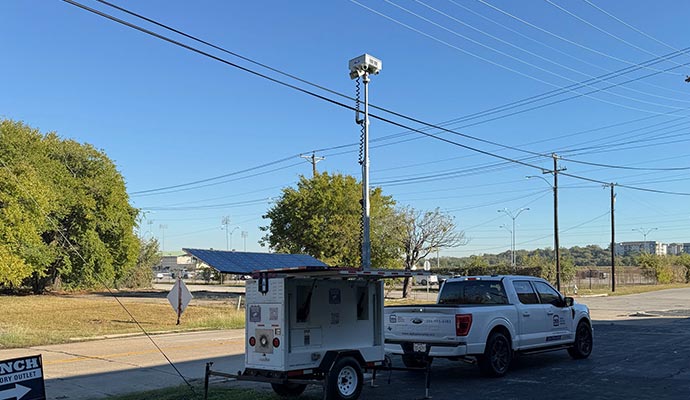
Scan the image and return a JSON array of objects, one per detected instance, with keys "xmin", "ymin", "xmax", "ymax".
[
  {"xmin": 543, "ymin": 154, "xmax": 565, "ymax": 291},
  {"xmin": 610, "ymin": 183, "xmax": 616, "ymax": 293},
  {"xmin": 300, "ymin": 152, "xmax": 325, "ymax": 177}
]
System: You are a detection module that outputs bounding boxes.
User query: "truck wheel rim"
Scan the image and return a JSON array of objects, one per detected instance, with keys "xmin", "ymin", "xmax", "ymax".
[
  {"xmin": 577, "ymin": 325, "xmax": 592, "ymax": 354},
  {"xmin": 337, "ymin": 366, "xmax": 357, "ymax": 396},
  {"xmin": 491, "ymin": 338, "xmax": 509, "ymax": 372}
]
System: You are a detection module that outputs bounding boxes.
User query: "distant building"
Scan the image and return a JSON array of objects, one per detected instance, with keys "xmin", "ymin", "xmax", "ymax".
[
  {"xmin": 667, "ymin": 243, "xmax": 690, "ymax": 255},
  {"xmin": 156, "ymin": 254, "xmax": 196, "ymax": 276},
  {"xmin": 614, "ymin": 241, "xmax": 667, "ymax": 256}
]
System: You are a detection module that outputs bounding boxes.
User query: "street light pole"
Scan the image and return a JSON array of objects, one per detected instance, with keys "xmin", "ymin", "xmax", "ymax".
[
  {"xmin": 499, "ymin": 224, "xmax": 513, "ymax": 265},
  {"xmin": 498, "ymin": 208, "xmax": 529, "ymax": 270},
  {"xmin": 633, "ymin": 227, "xmax": 658, "ymax": 242}
]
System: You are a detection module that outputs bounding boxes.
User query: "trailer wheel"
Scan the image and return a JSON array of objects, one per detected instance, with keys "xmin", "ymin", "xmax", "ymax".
[
  {"xmin": 271, "ymin": 382, "xmax": 307, "ymax": 397},
  {"xmin": 326, "ymin": 357, "xmax": 363, "ymax": 400}
]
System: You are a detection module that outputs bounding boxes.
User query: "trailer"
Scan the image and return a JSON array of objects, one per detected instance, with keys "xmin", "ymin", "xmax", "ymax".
[{"xmin": 204, "ymin": 266, "xmax": 429, "ymax": 400}]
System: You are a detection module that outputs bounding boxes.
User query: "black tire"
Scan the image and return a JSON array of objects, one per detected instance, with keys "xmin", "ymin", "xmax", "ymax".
[
  {"xmin": 401, "ymin": 354, "xmax": 432, "ymax": 369},
  {"xmin": 326, "ymin": 357, "xmax": 363, "ymax": 400},
  {"xmin": 477, "ymin": 331, "xmax": 512, "ymax": 377},
  {"xmin": 420, "ymin": 279, "xmax": 427, "ymax": 286},
  {"xmin": 271, "ymin": 382, "xmax": 307, "ymax": 397},
  {"xmin": 568, "ymin": 320, "xmax": 593, "ymax": 359}
]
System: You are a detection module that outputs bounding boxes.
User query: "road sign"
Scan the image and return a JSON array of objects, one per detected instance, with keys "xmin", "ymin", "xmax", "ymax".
[
  {"xmin": 0, "ymin": 355, "xmax": 46, "ymax": 400},
  {"xmin": 167, "ymin": 278, "xmax": 193, "ymax": 325}
]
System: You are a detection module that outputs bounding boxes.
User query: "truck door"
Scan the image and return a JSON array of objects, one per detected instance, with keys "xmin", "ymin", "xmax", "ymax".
[
  {"xmin": 511, "ymin": 280, "xmax": 546, "ymax": 348},
  {"xmin": 533, "ymin": 281, "xmax": 573, "ymax": 345}
]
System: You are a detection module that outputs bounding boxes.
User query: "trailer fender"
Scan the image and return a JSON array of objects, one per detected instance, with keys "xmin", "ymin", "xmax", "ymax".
[{"xmin": 319, "ymin": 350, "xmax": 365, "ymax": 372}]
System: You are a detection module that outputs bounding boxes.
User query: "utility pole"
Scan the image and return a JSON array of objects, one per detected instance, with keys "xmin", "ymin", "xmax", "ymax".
[
  {"xmin": 222, "ymin": 216, "xmax": 230, "ymax": 250},
  {"xmin": 159, "ymin": 224, "xmax": 168, "ymax": 252},
  {"xmin": 300, "ymin": 152, "xmax": 325, "ymax": 177},
  {"xmin": 241, "ymin": 231, "xmax": 248, "ymax": 252},
  {"xmin": 545, "ymin": 153, "xmax": 566, "ymax": 292},
  {"xmin": 609, "ymin": 183, "xmax": 616, "ymax": 293}
]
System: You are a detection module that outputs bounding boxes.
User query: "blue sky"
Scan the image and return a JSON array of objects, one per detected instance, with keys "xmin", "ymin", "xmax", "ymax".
[{"xmin": 2, "ymin": 0, "xmax": 689, "ymax": 260}]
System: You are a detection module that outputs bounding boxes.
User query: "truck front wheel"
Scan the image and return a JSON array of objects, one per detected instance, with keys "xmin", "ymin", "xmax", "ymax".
[
  {"xmin": 477, "ymin": 331, "xmax": 512, "ymax": 377},
  {"xmin": 271, "ymin": 382, "xmax": 307, "ymax": 397},
  {"xmin": 326, "ymin": 357, "xmax": 363, "ymax": 400},
  {"xmin": 568, "ymin": 320, "xmax": 593, "ymax": 359}
]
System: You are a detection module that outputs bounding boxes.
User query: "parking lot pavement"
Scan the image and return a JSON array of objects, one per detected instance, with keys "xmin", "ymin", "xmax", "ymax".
[{"xmin": 347, "ymin": 316, "xmax": 690, "ymax": 400}]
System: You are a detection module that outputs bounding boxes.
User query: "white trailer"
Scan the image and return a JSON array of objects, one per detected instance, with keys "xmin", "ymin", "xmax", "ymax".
[{"xmin": 204, "ymin": 266, "xmax": 427, "ymax": 400}]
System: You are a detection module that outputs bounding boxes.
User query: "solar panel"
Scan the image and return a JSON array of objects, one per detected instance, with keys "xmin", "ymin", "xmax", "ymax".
[{"xmin": 182, "ymin": 248, "xmax": 328, "ymax": 274}]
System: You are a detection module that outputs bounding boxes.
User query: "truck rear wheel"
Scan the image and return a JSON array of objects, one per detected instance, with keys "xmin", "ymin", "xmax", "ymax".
[
  {"xmin": 568, "ymin": 320, "xmax": 593, "ymax": 359},
  {"xmin": 477, "ymin": 331, "xmax": 512, "ymax": 377},
  {"xmin": 271, "ymin": 382, "xmax": 307, "ymax": 397},
  {"xmin": 326, "ymin": 357, "xmax": 363, "ymax": 400}
]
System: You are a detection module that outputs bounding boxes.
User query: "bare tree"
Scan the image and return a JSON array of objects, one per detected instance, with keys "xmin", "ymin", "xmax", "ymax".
[{"xmin": 400, "ymin": 207, "xmax": 466, "ymax": 298}]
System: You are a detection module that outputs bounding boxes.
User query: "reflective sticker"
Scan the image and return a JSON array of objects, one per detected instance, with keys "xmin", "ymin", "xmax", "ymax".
[{"xmin": 250, "ymin": 305, "xmax": 261, "ymax": 322}]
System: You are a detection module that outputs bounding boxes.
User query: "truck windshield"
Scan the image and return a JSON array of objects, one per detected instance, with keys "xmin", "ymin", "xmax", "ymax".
[{"xmin": 438, "ymin": 281, "xmax": 508, "ymax": 305}]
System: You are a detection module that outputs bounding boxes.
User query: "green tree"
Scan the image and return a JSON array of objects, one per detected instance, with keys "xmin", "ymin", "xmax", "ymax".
[
  {"xmin": 637, "ymin": 253, "xmax": 673, "ymax": 284},
  {"xmin": 261, "ymin": 172, "xmax": 403, "ymax": 268},
  {"xmin": 117, "ymin": 237, "xmax": 161, "ymax": 289},
  {"xmin": 0, "ymin": 120, "xmax": 139, "ymax": 292}
]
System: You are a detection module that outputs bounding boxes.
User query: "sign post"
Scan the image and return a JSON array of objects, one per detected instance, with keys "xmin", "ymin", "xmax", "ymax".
[
  {"xmin": 423, "ymin": 260, "xmax": 431, "ymax": 294},
  {"xmin": 0, "ymin": 355, "xmax": 46, "ymax": 400},
  {"xmin": 167, "ymin": 277, "xmax": 193, "ymax": 325}
]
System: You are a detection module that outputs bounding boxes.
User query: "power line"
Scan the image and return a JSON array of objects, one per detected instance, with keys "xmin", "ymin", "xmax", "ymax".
[
  {"xmin": 61, "ymin": 0, "xmax": 690, "ymax": 198},
  {"xmin": 84, "ymin": 0, "xmax": 690, "ymax": 196},
  {"xmin": 544, "ymin": 0, "xmax": 687, "ymax": 70},
  {"xmin": 581, "ymin": 0, "xmax": 689, "ymax": 58},
  {"xmin": 447, "ymin": 0, "xmax": 690, "ymax": 98},
  {"xmin": 393, "ymin": 0, "xmax": 690, "ymax": 108},
  {"xmin": 354, "ymin": 0, "xmax": 690, "ymax": 116},
  {"xmin": 476, "ymin": 0, "xmax": 683, "ymax": 77}
]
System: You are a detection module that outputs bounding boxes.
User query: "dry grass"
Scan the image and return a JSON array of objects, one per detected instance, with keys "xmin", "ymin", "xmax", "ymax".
[
  {"xmin": 0, "ymin": 294, "xmax": 244, "ymax": 348},
  {"xmin": 576, "ymin": 283, "xmax": 690, "ymax": 297}
]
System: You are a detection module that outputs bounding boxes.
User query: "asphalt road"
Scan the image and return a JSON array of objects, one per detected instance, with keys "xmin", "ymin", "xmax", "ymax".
[{"xmin": 2, "ymin": 287, "xmax": 689, "ymax": 400}]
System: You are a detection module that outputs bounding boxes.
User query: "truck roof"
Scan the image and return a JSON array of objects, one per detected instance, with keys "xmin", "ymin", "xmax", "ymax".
[{"xmin": 446, "ymin": 275, "xmax": 544, "ymax": 282}]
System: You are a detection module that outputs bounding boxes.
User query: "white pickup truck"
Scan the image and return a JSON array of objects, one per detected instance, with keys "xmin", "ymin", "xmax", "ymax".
[{"xmin": 384, "ymin": 275, "xmax": 592, "ymax": 377}]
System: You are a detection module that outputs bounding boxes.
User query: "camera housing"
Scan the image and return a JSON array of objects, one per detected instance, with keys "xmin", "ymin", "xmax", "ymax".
[{"xmin": 348, "ymin": 54, "xmax": 382, "ymax": 79}]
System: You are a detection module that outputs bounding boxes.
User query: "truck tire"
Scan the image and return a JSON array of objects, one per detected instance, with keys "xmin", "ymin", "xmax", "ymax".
[
  {"xmin": 402, "ymin": 354, "xmax": 432, "ymax": 369},
  {"xmin": 477, "ymin": 331, "xmax": 512, "ymax": 377},
  {"xmin": 326, "ymin": 357, "xmax": 363, "ymax": 400},
  {"xmin": 271, "ymin": 382, "xmax": 307, "ymax": 397},
  {"xmin": 568, "ymin": 320, "xmax": 593, "ymax": 359}
]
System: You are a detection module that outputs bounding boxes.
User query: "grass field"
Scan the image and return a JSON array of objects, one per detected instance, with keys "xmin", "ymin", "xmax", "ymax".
[
  {"xmin": 2, "ymin": 283, "xmax": 687, "ymax": 349},
  {"xmin": 0, "ymin": 293, "xmax": 244, "ymax": 348}
]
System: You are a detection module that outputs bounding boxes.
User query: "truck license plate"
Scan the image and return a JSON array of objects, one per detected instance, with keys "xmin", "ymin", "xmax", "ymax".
[{"xmin": 413, "ymin": 343, "xmax": 426, "ymax": 353}]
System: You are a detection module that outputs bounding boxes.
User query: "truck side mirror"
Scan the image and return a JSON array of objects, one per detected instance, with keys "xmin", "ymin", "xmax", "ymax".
[{"xmin": 563, "ymin": 296, "xmax": 574, "ymax": 307}]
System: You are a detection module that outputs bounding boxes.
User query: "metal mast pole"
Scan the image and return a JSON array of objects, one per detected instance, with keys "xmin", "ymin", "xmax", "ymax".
[{"xmin": 362, "ymin": 72, "xmax": 371, "ymax": 270}]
